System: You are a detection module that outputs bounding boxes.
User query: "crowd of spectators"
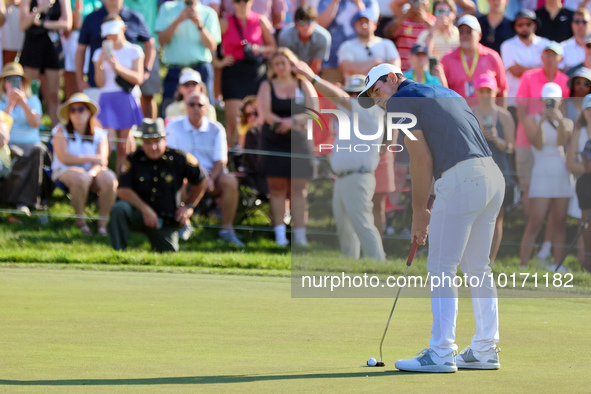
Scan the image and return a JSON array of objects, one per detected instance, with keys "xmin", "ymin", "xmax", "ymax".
[{"xmin": 0, "ymin": 0, "xmax": 589, "ymax": 270}]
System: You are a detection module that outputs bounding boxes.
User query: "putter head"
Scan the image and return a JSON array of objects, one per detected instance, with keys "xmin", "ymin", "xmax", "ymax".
[{"xmin": 376, "ymin": 361, "xmax": 385, "ymax": 367}]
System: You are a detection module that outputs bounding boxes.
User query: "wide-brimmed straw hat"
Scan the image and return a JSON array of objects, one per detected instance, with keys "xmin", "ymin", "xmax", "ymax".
[
  {"xmin": 57, "ymin": 92, "xmax": 100, "ymax": 123},
  {"xmin": 0, "ymin": 62, "xmax": 30, "ymax": 89}
]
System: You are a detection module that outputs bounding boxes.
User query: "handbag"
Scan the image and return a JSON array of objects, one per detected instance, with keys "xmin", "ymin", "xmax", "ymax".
[
  {"xmin": 233, "ymin": 15, "xmax": 262, "ymax": 64},
  {"xmin": 115, "ymin": 75, "xmax": 135, "ymax": 93}
]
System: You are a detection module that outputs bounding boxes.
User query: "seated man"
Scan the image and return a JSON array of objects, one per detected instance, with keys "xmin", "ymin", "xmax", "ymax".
[
  {"xmin": 166, "ymin": 92, "xmax": 244, "ymax": 246},
  {"xmin": 109, "ymin": 118, "xmax": 207, "ymax": 252}
]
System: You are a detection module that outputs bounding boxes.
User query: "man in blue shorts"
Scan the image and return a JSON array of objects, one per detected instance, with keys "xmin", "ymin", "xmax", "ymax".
[{"xmin": 358, "ymin": 64, "xmax": 505, "ymax": 372}]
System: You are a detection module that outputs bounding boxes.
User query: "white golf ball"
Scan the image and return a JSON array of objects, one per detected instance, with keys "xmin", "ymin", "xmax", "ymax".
[{"xmin": 367, "ymin": 357, "xmax": 377, "ymax": 366}]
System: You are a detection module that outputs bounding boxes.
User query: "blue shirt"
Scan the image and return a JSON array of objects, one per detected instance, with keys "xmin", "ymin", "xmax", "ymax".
[
  {"xmin": 0, "ymin": 95, "xmax": 42, "ymax": 145},
  {"xmin": 387, "ymin": 79, "xmax": 492, "ymax": 179},
  {"xmin": 78, "ymin": 6, "xmax": 152, "ymax": 87},
  {"xmin": 402, "ymin": 70, "xmax": 441, "ymax": 85}
]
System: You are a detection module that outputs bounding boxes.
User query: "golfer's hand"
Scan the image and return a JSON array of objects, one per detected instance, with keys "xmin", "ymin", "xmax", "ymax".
[{"xmin": 411, "ymin": 209, "xmax": 431, "ymax": 245}]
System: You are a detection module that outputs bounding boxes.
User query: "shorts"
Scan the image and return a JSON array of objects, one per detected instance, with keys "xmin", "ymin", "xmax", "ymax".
[
  {"xmin": 140, "ymin": 57, "xmax": 162, "ymax": 96},
  {"xmin": 515, "ymin": 146, "xmax": 534, "ymax": 188},
  {"xmin": 576, "ymin": 173, "xmax": 591, "ymax": 210},
  {"xmin": 20, "ymin": 32, "xmax": 64, "ymax": 70}
]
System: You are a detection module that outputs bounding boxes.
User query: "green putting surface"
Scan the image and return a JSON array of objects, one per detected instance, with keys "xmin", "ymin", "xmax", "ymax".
[{"xmin": 0, "ymin": 268, "xmax": 590, "ymax": 392}]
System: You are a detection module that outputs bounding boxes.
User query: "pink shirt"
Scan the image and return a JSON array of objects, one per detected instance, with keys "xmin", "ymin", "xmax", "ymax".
[
  {"xmin": 515, "ymin": 68, "xmax": 570, "ymax": 147},
  {"xmin": 221, "ymin": 11, "xmax": 263, "ymax": 61},
  {"xmin": 441, "ymin": 44, "xmax": 508, "ymax": 98}
]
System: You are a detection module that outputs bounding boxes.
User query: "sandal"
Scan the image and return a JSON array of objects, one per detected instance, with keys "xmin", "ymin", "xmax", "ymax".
[
  {"xmin": 76, "ymin": 222, "xmax": 93, "ymax": 236},
  {"xmin": 97, "ymin": 226, "xmax": 108, "ymax": 236}
]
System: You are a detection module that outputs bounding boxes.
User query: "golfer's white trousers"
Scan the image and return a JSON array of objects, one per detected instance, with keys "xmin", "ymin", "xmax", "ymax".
[
  {"xmin": 332, "ymin": 172, "xmax": 386, "ymax": 261},
  {"xmin": 427, "ymin": 157, "xmax": 505, "ymax": 357}
]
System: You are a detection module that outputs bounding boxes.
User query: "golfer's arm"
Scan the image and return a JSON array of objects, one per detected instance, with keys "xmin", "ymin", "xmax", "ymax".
[{"xmin": 405, "ymin": 130, "xmax": 433, "ymax": 212}]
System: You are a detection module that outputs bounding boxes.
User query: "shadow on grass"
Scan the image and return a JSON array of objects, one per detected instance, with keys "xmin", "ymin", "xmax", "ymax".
[{"xmin": 0, "ymin": 370, "xmax": 418, "ymax": 386}]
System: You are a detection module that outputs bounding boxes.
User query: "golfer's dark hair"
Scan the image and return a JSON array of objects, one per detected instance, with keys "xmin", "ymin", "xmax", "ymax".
[{"xmin": 294, "ymin": 6, "xmax": 318, "ymax": 22}]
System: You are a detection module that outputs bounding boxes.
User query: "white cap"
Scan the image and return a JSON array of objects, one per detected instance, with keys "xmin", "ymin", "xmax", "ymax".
[
  {"xmin": 101, "ymin": 20, "xmax": 125, "ymax": 37},
  {"xmin": 457, "ymin": 15, "xmax": 481, "ymax": 33},
  {"xmin": 179, "ymin": 70, "xmax": 202, "ymax": 85},
  {"xmin": 541, "ymin": 82, "xmax": 562, "ymax": 100},
  {"xmin": 357, "ymin": 63, "xmax": 402, "ymax": 108}
]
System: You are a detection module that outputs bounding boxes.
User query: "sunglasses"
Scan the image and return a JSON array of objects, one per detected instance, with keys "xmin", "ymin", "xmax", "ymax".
[
  {"xmin": 573, "ymin": 19, "xmax": 588, "ymax": 25},
  {"xmin": 434, "ymin": 9, "xmax": 451, "ymax": 15},
  {"xmin": 182, "ymin": 81, "xmax": 198, "ymax": 88},
  {"xmin": 188, "ymin": 102, "xmax": 205, "ymax": 108},
  {"xmin": 366, "ymin": 46, "xmax": 373, "ymax": 57},
  {"xmin": 233, "ymin": 0, "xmax": 249, "ymax": 3},
  {"xmin": 296, "ymin": 19, "xmax": 313, "ymax": 26},
  {"xmin": 69, "ymin": 106, "xmax": 87, "ymax": 113},
  {"xmin": 245, "ymin": 111, "xmax": 258, "ymax": 117}
]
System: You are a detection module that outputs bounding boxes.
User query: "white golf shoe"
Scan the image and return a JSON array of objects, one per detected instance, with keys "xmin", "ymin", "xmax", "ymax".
[
  {"xmin": 395, "ymin": 348, "xmax": 457, "ymax": 373},
  {"xmin": 456, "ymin": 346, "xmax": 501, "ymax": 370}
]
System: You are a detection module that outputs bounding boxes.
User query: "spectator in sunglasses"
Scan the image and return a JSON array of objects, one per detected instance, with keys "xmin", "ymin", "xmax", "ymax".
[
  {"xmin": 416, "ymin": 0, "xmax": 459, "ymax": 60},
  {"xmin": 278, "ymin": 6, "xmax": 331, "ymax": 75},
  {"xmin": 238, "ymin": 95, "xmax": 258, "ymax": 148},
  {"xmin": 563, "ymin": 67, "xmax": 591, "ymax": 122},
  {"xmin": 563, "ymin": 9, "xmax": 591, "ymax": 74},
  {"xmin": 164, "ymin": 68, "xmax": 217, "ymax": 123}
]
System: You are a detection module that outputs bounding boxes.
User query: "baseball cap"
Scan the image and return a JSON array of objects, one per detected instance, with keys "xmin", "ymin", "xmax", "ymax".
[
  {"xmin": 543, "ymin": 41, "xmax": 564, "ymax": 56},
  {"xmin": 541, "ymin": 82, "xmax": 563, "ymax": 100},
  {"xmin": 410, "ymin": 44, "xmax": 429, "ymax": 55},
  {"xmin": 513, "ymin": 9, "xmax": 539, "ymax": 27},
  {"xmin": 352, "ymin": 9, "xmax": 377, "ymax": 23},
  {"xmin": 474, "ymin": 73, "xmax": 498, "ymax": 91},
  {"xmin": 101, "ymin": 20, "xmax": 125, "ymax": 37},
  {"xmin": 568, "ymin": 67, "xmax": 591, "ymax": 90},
  {"xmin": 357, "ymin": 63, "xmax": 403, "ymax": 108},
  {"xmin": 457, "ymin": 15, "xmax": 481, "ymax": 33},
  {"xmin": 581, "ymin": 140, "xmax": 591, "ymax": 160},
  {"xmin": 179, "ymin": 70, "xmax": 202, "ymax": 85}
]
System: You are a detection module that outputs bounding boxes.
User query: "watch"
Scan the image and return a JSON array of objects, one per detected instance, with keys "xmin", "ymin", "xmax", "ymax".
[
  {"xmin": 180, "ymin": 202, "xmax": 194, "ymax": 209},
  {"xmin": 312, "ymin": 75, "xmax": 321, "ymax": 85}
]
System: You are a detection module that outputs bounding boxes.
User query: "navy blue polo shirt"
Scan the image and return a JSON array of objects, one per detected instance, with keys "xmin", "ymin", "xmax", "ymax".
[
  {"xmin": 387, "ymin": 79, "xmax": 492, "ymax": 180},
  {"xmin": 78, "ymin": 6, "xmax": 152, "ymax": 87}
]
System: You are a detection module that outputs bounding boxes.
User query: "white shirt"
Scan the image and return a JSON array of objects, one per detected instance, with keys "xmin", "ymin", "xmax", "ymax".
[
  {"xmin": 561, "ymin": 37, "xmax": 585, "ymax": 70},
  {"xmin": 166, "ymin": 116, "xmax": 227, "ymax": 174},
  {"xmin": 51, "ymin": 126, "xmax": 107, "ymax": 173},
  {"xmin": 329, "ymin": 102, "xmax": 383, "ymax": 174},
  {"xmin": 338, "ymin": 37, "xmax": 400, "ymax": 82},
  {"xmin": 92, "ymin": 42, "xmax": 144, "ymax": 93},
  {"xmin": 501, "ymin": 35, "xmax": 550, "ymax": 104}
]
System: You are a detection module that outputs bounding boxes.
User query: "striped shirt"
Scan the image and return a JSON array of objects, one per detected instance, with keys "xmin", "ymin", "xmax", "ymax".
[{"xmin": 395, "ymin": 16, "xmax": 435, "ymax": 71}]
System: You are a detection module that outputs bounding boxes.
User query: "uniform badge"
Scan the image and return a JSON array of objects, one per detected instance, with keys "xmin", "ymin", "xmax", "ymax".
[
  {"xmin": 165, "ymin": 174, "xmax": 174, "ymax": 183},
  {"xmin": 186, "ymin": 152, "xmax": 199, "ymax": 167},
  {"xmin": 121, "ymin": 159, "xmax": 131, "ymax": 174}
]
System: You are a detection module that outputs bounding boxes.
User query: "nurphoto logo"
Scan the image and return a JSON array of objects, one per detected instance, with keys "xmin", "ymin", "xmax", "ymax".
[{"xmin": 304, "ymin": 107, "xmax": 418, "ymax": 153}]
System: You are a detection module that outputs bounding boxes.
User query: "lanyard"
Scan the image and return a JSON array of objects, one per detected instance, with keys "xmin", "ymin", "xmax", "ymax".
[{"xmin": 460, "ymin": 49, "xmax": 479, "ymax": 80}]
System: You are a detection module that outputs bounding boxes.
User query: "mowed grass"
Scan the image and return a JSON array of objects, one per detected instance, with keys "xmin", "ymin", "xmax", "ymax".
[{"xmin": 0, "ymin": 268, "xmax": 590, "ymax": 393}]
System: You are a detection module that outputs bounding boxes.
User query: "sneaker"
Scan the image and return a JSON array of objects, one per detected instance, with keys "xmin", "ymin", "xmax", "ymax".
[
  {"xmin": 16, "ymin": 205, "xmax": 31, "ymax": 216},
  {"xmin": 276, "ymin": 238, "xmax": 290, "ymax": 247},
  {"xmin": 219, "ymin": 230, "xmax": 244, "ymax": 246},
  {"xmin": 179, "ymin": 224, "xmax": 194, "ymax": 241},
  {"xmin": 394, "ymin": 348, "xmax": 457, "ymax": 373},
  {"xmin": 456, "ymin": 346, "xmax": 500, "ymax": 370},
  {"xmin": 548, "ymin": 263, "xmax": 569, "ymax": 273},
  {"xmin": 537, "ymin": 241, "xmax": 552, "ymax": 260}
]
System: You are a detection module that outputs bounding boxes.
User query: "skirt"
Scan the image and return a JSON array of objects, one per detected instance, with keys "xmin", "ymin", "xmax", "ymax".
[
  {"xmin": 97, "ymin": 91, "xmax": 144, "ymax": 130},
  {"xmin": 221, "ymin": 60, "xmax": 266, "ymax": 100},
  {"xmin": 261, "ymin": 124, "xmax": 314, "ymax": 179}
]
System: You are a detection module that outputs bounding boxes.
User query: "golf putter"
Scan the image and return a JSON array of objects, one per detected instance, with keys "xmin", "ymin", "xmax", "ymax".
[{"xmin": 374, "ymin": 194, "xmax": 435, "ymax": 367}]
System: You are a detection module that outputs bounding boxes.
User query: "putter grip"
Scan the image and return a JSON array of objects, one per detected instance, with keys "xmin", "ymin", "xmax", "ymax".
[{"xmin": 406, "ymin": 195, "xmax": 435, "ymax": 267}]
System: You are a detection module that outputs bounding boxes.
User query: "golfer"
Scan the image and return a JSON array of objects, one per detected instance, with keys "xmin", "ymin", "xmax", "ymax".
[{"xmin": 358, "ymin": 64, "xmax": 505, "ymax": 372}]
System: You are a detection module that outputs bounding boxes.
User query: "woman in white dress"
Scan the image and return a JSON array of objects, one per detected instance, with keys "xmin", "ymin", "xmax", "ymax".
[
  {"xmin": 51, "ymin": 93, "xmax": 118, "ymax": 236},
  {"xmin": 520, "ymin": 83, "xmax": 574, "ymax": 269}
]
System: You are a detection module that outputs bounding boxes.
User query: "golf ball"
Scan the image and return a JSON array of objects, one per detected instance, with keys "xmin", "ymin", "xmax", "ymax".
[{"xmin": 367, "ymin": 357, "xmax": 377, "ymax": 366}]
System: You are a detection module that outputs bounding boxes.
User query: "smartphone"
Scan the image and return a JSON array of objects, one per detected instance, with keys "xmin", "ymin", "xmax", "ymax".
[
  {"xmin": 185, "ymin": 0, "xmax": 194, "ymax": 5},
  {"xmin": 6, "ymin": 76, "xmax": 22, "ymax": 90},
  {"xmin": 429, "ymin": 57, "xmax": 438, "ymax": 71},
  {"xmin": 545, "ymin": 99, "xmax": 556, "ymax": 109},
  {"xmin": 483, "ymin": 115, "xmax": 494, "ymax": 130},
  {"xmin": 103, "ymin": 40, "xmax": 113, "ymax": 59}
]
